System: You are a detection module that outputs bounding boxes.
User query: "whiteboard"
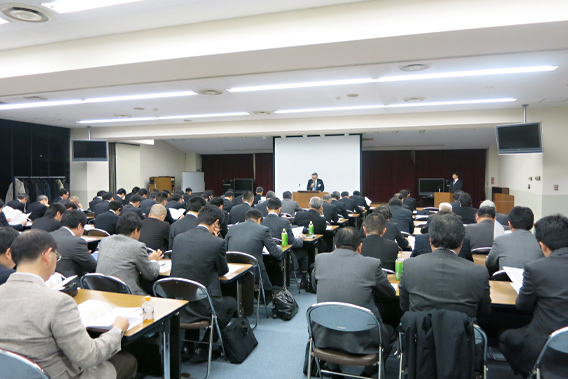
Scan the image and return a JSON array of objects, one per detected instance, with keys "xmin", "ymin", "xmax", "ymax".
[{"xmin": 182, "ymin": 172, "xmax": 205, "ymax": 193}]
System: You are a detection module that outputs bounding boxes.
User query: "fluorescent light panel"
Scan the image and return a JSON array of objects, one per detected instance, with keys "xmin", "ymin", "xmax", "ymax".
[
  {"xmin": 227, "ymin": 78, "xmax": 376, "ymax": 93},
  {"xmin": 78, "ymin": 112, "xmax": 249, "ymax": 124},
  {"xmin": 0, "ymin": 18, "xmax": 9, "ymax": 25},
  {"xmin": 41, "ymin": 0, "xmax": 143, "ymax": 14}
]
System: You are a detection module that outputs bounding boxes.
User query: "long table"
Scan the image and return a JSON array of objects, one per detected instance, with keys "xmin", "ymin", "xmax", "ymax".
[{"xmin": 74, "ymin": 289, "xmax": 187, "ymax": 379}]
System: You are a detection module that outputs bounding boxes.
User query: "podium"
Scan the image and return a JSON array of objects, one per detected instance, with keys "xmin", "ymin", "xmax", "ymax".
[
  {"xmin": 434, "ymin": 192, "xmax": 453, "ymax": 208},
  {"xmin": 293, "ymin": 191, "xmax": 328, "ymax": 208},
  {"xmin": 494, "ymin": 193, "xmax": 514, "ymax": 215}
]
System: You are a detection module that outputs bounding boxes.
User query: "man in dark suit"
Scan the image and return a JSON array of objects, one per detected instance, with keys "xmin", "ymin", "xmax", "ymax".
[
  {"xmin": 93, "ymin": 192, "xmax": 113, "ymax": 216},
  {"xmin": 209, "ymin": 197, "xmax": 230, "ymax": 238},
  {"xmin": 171, "ymin": 205, "xmax": 237, "ymax": 361},
  {"xmin": 88, "ymin": 190, "xmax": 105, "ymax": 212},
  {"xmin": 255, "ymin": 190, "xmax": 274, "ymax": 217},
  {"xmin": 330, "ymin": 191, "xmax": 349, "ymax": 219},
  {"xmin": 453, "ymin": 192, "xmax": 477, "ymax": 224},
  {"xmin": 114, "ymin": 188, "xmax": 126, "ymax": 204},
  {"xmin": 51, "ymin": 188, "xmax": 69, "ymax": 205},
  {"xmin": 228, "ymin": 190, "xmax": 253, "ymax": 224},
  {"xmin": 388, "ymin": 196, "xmax": 414, "ymax": 234},
  {"xmin": 321, "ymin": 194, "xmax": 338, "ymax": 223},
  {"xmin": 183, "ymin": 187, "xmax": 193, "ymax": 205},
  {"xmin": 400, "ymin": 189, "xmax": 416, "ymax": 212},
  {"xmin": 94, "ymin": 201, "xmax": 122, "ymax": 235},
  {"xmin": 465, "ymin": 206, "xmax": 496, "ymax": 249},
  {"xmin": 448, "ymin": 171, "xmax": 463, "ymax": 193},
  {"xmin": 450, "ymin": 190, "xmax": 463, "ymax": 212},
  {"xmin": 139, "ymin": 204, "xmax": 170, "ymax": 251},
  {"xmin": 51, "ymin": 210, "xmax": 97, "ymax": 278},
  {"xmin": 0, "ymin": 199, "xmax": 27, "ymax": 231},
  {"xmin": 361, "ymin": 214, "xmax": 399, "ymax": 271},
  {"xmin": 123, "ymin": 186, "xmax": 139, "ymax": 205},
  {"xmin": 31, "ymin": 203, "xmax": 65, "ymax": 233},
  {"xmin": 253, "ymin": 187, "xmax": 263, "ymax": 206},
  {"xmin": 500, "ymin": 215, "xmax": 568, "ymax": 377},
  {"xmin": 313, "ymin": 227, "xmax": 396, "ymax": 359},
  {"xmin": 306, "ymin": 172, "xmax": 324, "ymax": 191},
  {"xmin": 338, "ymin": 191, "xmax": 357, "ymax": 212},
  {"xmin": 28, "ymin": 195, "xmax": 49, "ymax": 220},
  {"xmin": 0, "ymin": 227, "xmax": 19, "ymax": 285},
  {"xmin": 166, "ymin": 193, "xmax": 186, "ymax": 211},
  {"xmin": 225, "ymin": 208, "xmax": 283, "ymax": 293},
  {"xmin": 169, "ymin": 196, "xmax": 206, "ymax": 249},
  {"xmin": 7, "ymin": 194, "xmax": 28, "ymax": 213},
  {"xmin": 281, "ymin": 191, "xmax": 302, "ymax": 216},
  {"xmin": 121, "ymin": 194, "xmax": 144, "ymax": 219},
  {"xmin": 373, "ymin": 205, "xmax": 410, "ymax": 250},
  {"xmin": 350, "ymin": 190, "xmax": 370, "ymax": 212},
  {"xmin": 399, "ymin": 214, "xmax": 491, "ymax": 321},
  {"xmin": 293, "ymin": 197, "xmax": 327, "ymax": 235},
  {"xmin": 140, "ymin": 191, "xmax": 157, "ymax": 216},
  {"xmin": 222, "ymin": 190, "xmax": 234, "ymax": 212},
  {"xmin": 411, "ymin": 232, "xmax": 473, "ymax": 262}
]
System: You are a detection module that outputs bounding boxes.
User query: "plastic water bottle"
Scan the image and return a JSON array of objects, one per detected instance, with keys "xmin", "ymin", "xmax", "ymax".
[
  {"xmin": 395, "ymin": 253, "xmax": 404, "ymax": 281},
  {"xmin": 142, "ymin": 295, "xmax": 154, "ymax": 321},
  {"xmin": 308, "ymin": 221, "xmax": 314, "ymax": 236},
  {"xmin": 281, "ymin": 228, "xmax": 288, "ymax": 247}
]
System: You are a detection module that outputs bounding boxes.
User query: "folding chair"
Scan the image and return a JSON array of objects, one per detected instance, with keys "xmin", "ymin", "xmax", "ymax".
[
  {"xmin": 80, "ymin": 273, "xmax": 132, "ymax": 294},
  {"xmin": 306, "ymin": 302, "xmax": 385, "ymax": 379},
  {"xmin": 87, "ymin": 228, "xmax": 110, "ymax": 237},
  {"xmin": 490, "ymin": 270, "xmax": 511, "ymax": 282},
  {"xmin": 532, "ymin": 326, "xmax": 568, "ymax": 379},
  {"xmin": 153, "ymin": 278, "xmax": 225, "ymax": 379},
  {"xmin": 471, "ymin": 247, "xmax": 492, "ymax": 255},
  {"xmin": 0, "ymin": 348, "xmax": 50, "ymax": 379},
  {"xmin": 382, "ymin": 268, "xmax": 395, "ymax": 275}
]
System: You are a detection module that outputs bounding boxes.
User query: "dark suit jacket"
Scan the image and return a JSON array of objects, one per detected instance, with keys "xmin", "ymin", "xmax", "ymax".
[
  {"xmin": 411, "ymin": 233, "xmax": 473, "ymax": 262},
  {"xmin": 390, "ymin": 205, "xmax": 414, "ymax": 234},
  {"xmin": 224, "ymin": 219, "xmax": 283, "ymax": 290},
  {"xmin": 496, "ymin": 212, "xmax": 508, "ymax": 226},
  {"xmin": 139, "ymin": 217, "xmax": 170, "ymax": 251},
  {"xmin": 338, "ymin": 197, "xmax": 357, "ymax": 212},
  {"xmin": 306, "ymin": 178, "xmax": 324, "ymax": 191},
  {"xmin": 293, "ymin": 209, "xmax": 327, "ymax": 234},
  {"xmin": 93, "ymin": 200, "xmax": 110, "ymax": 216},
  {"xmin": 453, "ymin": 205, "xmax": 477, "ymax": 224},
  {"xmin": 500, "ymin": 247, "xmax": 568, "ymax": 376},
  {"xmin": 0, "ymin": 265, "xmax": 15, "ymax": 285},
  {"xmin": 350, "ymin": 195, "xmax": 369, "ymax": 211},
  {"xmin": 89, "ymin": 197, "xmax": 102, "ymax": 212},
  {"xmin": 31, "ymin": 217, "xmax": 60, "ymax": 233},
  {"xmin": 228, "ymin": 202, "xmax": 251, "ymax": 224},
  {"xmin": 255, "ymin": 200, "xmax": 269, "ymax": 217},
  {"xmin": 464, "ymin": 219, "xmax": 494, "ymax": 249},
  {"xmin": 330, "ymin": 199, "xmax": 349, "ymax": 218},
  {"xmin": 171, "ymin": 226, "xmax": 230, "ymax": 324},
  {"xmin": 448, "ymin": 179, "xmax": 463, "ymax": 193},
  {"xmin": 94, "ymin": 211, "xmax": 119, "ymax": 235},
  {"xmin": 403, "ymin": 196, "xmax": 416, "ymax": 212},
  {"xmin": 261, "ymin": 213, "xmax": 302, "ymax": 248},
  {"xmin": 28, "ymin": 201, "xmax": 48, "ymax": 220},
  {"xmin": 321, "ymin": 201, "xmax": 338, "ymax": 223},
  {"xmin": 165, "ymin": 201, "xmax": 186, "ymax": 210},
  {"xmin": 51, "ymin": 228, "xmax": 97, "ymax": 278},
  {"xmin": 361, "ymin": 234, "xmax": 399, "ymax": 271},
  {"xmin": 399, "ymin": 248, "xmax": 490, "ymax": 320},
  {"xmin": 6, "ymin": 200, "xmax": 25, "ymax": 212},
  {"xmin": 51, "ymin": 196, "xmax": 65, "ymax": 205},
  {"xmin": 122, "ymin": 204, "xmax": 144, "ymax": 219},
  {"xmin": 169, "ymin": 213, "xmax": 198, "ymax": 249},
  {"xmin": 253, "ymin": 194, "xmax": 262, "ymax": 206},
  {"xmin": 140, "ymin": 199, "xmax": 156, "ymax": 216},
  {"xmin": 223, "ymin": 198, "xmax": 234, "ymax": 212},
  {"xmin": 383, "ymin": 221, "xmax": 410, "ymax": 250}
]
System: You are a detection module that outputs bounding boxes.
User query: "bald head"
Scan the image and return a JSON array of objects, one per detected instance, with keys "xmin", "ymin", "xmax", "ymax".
[{"xmin": 149, "ymin": 204, "xmax": 167, "ymax": 220}]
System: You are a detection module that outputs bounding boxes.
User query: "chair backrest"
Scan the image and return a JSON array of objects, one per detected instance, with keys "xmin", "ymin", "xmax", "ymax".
[
  {"xmin": 87, "ymin": 228, "xmax": 110, "ymax": 237},
  {"xmin": 471, "ymin": 247, "xmax": 492, "ymax": 255},
  {"xmin": 153, "ymin": 277, "xmax": 216, "ymax": 314},
  {"xmin": 163, "ymin": 250, "xmax": 172, "ymax": 259},
  {"xmin": 0, "ymin": 349, "xmax": 50, "ymax": 379},
  {"xmin": 80, "ymin": 273, "xmax": 132, "ymax": 294},
  {"xmin": 490, "ymin": 270, "xmax": 511, "ymax": 282},
  {"xmin": 534, "ymin": 325, "xmax": 568, "ymax": 376},
  {"xmin": 307, "ymin": 302, "xmax": 382, "ymax": 345},
  {"xmin": 382, "ymin": 268, "xmax": 395, "ymax": 275},
  {"xmin": 226, "ymin": 251, "xmax": 258, "ymax": 266}
]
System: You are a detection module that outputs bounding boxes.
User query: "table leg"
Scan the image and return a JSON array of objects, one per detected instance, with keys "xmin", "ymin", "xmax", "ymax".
[
  {"xmin": 236, "ymin": 280, "xmax": 243, "ymax": 317},
  {"xmin": 170, "ymin": 313, "xmax": 181, "ymax": 379},
  {"xmin": 162, "ymin": 318, "xmax": 171, "ymax": 379}
]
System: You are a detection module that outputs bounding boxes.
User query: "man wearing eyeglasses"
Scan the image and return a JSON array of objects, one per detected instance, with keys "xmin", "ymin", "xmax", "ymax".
[{"xmin": 0, "ymin": 229, "xmax": 137, "ymax": 379}]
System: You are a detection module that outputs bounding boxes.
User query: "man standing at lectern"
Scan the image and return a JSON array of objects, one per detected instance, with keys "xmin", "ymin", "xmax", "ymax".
[
  {"xmin": 306, "ymin": 172, "xmax": 325, "ymax": 191},
  {"xmin": 448, "ymin": 171, "xmax": 463, "ymax": 193}
]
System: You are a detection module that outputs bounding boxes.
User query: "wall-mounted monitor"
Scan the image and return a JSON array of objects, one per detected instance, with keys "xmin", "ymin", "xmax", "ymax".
[
  {"xmin": 233, "ymin": 178, "xmax": 254, "ymax": 192},
  {"xmin": 418, "ymin": 178, "xmax": 446, "ymax": 197},
  {"xmin": 496, "ymin": 122, "xmax": 543, "ymax": 154},
  {"xmin": 72, "ymin": 140, "xmax": 108, "ymax": 162}
]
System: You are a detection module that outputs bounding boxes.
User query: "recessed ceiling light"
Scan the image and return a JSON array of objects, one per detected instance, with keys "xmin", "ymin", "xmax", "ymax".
[
  {"xmin": 1, "ymin": 6, "xmax": 51, "ymax": 22},
  {"xmin": 403, "ymin": 97, "xmax": 425, "ymax": 103},
  {"xmin": 41, "ymin": 0, "xmax": 143, "ymax": 14},
  {"xmin": 198, "ymin": 89, "xmax": 224, "ymax": 96},
  {"xmin": 399, "ymin": 63, "xmax": 431, "ymax": 72},
  {"xmin": 183, "ymin": 119, "xmax": 192, "ymax": 122}
]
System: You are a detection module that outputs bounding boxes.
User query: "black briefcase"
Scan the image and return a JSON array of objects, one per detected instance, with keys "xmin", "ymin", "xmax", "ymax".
[
  {"xmin": 221, "ymin": 317, "xmax": 258, "ymax": 363},
  {"xmin": 273, "ymin": 287, "xmax": 299, "ymax": 320}
]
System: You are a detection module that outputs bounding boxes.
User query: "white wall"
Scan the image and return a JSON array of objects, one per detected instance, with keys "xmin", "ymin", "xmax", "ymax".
[
  {"xmin": 116, "ymin": 143, "xmax": 141, "ymax": 193},
  {"xmin": 139, "ymin": 140, "xmax": 187, "ymax": 191}
]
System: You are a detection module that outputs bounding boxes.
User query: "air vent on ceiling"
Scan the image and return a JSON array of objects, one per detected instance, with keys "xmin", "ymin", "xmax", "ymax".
[
  {"xmin": 252, "ymin": 111, "xmax": 272, "ymax": 115},
  {"xmin": 23, "ymin": 95, "xmax": 48, "ymax": 101},
  {"xmin": 198, "ymin": 89, "xmax": 223, "ymax": 96},
  {"xmin": 398, "ymin": 63, "xmax": 431, "ymax": 72},
  {"xmin": 1, "ymin": 5, "xmax": 51, "ymax": 23}
]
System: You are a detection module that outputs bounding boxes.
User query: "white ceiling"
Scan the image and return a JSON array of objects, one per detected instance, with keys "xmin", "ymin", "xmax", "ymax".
[{"xmin": 0, "ymin": 0, "xmax": 567, "ymax": 154}]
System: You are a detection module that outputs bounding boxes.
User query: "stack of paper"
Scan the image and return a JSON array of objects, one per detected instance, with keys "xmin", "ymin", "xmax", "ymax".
[
  {"xmin": 2, "ymin": 206, "xmax": 30, "ymax": 225},
  {"xmin": 78, "ymin": 300, "xmax": 142, "ymax": 331},
  {"xmin": 503, "ymin": 266, "xmax": 524, "ymax": 294},
  {"xmin": 158, "ymin": 260, "xmax": 172, "ymax": 274}
]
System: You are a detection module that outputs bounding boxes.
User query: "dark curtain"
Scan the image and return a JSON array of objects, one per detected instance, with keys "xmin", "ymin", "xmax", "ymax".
[
  {"xmin": 362, "ymin": 151, "xmax": 417, "ymax": 202},
  {"xmin": 254, "ymin": 153, "xmax": 274, "ymax": 192},
  {"xmin": 202, "ymin": 154, "xmax": 254, "ymax": 195}
]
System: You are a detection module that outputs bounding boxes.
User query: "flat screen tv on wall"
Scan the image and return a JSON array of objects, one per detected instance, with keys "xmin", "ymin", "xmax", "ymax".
[
  {"xmin": 72, "ymin": 140, "xmax": 108, "ymax": 162},
  {"xmin": 496, "ymin": 122, "xmax": 543, "ymax": 154}
]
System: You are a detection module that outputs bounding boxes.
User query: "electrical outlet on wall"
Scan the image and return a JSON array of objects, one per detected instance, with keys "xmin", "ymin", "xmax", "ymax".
[{"xmin": 554, "ymin": 185, "xmax": 559, "ymax": 191}]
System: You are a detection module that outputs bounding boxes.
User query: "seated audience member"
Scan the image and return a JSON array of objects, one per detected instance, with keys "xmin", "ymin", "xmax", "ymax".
[
  {"xmin": 338, "ymin": 191, "xmax": 357, "ymax": 212},
  {"xmin": 293, "ymin": 197, "xmax": 327, "ymax": 234},
  {"xmin": 453, "ymin": 192, "xmax": 477, "ymax": 224},
  {"xmin": 52, "ymin": 188, "xmax": 70, "ymax": 205},
  {"xmin": 123, "ymin": 186, "xmax": 140, "ymax": 205},
  {"xmin": 0, "ymin": 199, "xmax": 28, "ymax": 231},
  {"xmin": 171, "ymin": 205, "xmax": 237, "ymax": 362},
  {"xmin": 166, "ymin": 194, "xmax": 186, "ymax": 210},
  {"xmin": 313, "ymin": 227, "xmax": 397, "ymax": 364},
  {"xmin": 228, "ymin": 190, "xmax": 253, "ymax": 224},
  {"xmin": 253, "ymin": 187, "xmax": 264, "ymax": 206},
  {"xmin": 420, "ymin": 202, "xmax": 455, "ymax": 234},
  {"xmin": 450, "ymin": 190, "xmax": 464, "ymax": 212},
  {"xmin": 400, "ymin": 189, "xmax": 416, "ymax": 212},
  {"xmin": 321, "ymin": 194, "xmax": 339, "ymax": 223},
  {"xmin": 350, "ymin": 190, "xmax": 370, "ymax": 211},
  {"xmin": 209, "ymin": 197, "xmax": 229, "ymax": 238},
  {"xmin": 0, "ymin": 227, "xmax": 19, "ymax": 285},
  {"xmin": 222, "ymin": 190, "xmax": 235, "ymax": 212},
  {"xmin": 121, "ymin": 194, "xmax": 144, "ymax": 219},
  {"xmin": 94, "ymin": 192, "xmax": 114, "ymax": 216},
  {"xmin": 137, "ymin": 188, "xmax": 148, "ymax": 202},
  {"xmin": 183, "ymin": 187, "xmax": 193, "ymax": 204},
  {"xmin": 64, "ymin": 201, "xmax": 78, "ymax": 211},
  {"xmin": 114, "ymin": 188, "xmax": 126, "ymax": 204},
  {"xmin": 140, "ymin": 191, "xmax": 158, "ymax": 216},
  {"xmin": 69, "ymin": 195, "xmax": 83, "ymax": 210},
  {"xmin": 28, "ymin": 195, "xmax": 50, "ymax": 220},
  {"xmin": 138, "ymin": 204, "xmax": 170, "ymax": 252},
  {"xmin": 225, "ymin": 209, "xmax": 283, "ymax": 295},
  {"xmin": 255, "ymin": 190, "xmax": 274, "ymax": 217},
  {"xmin": 465, "ymin": 206, "xmax": 496, "ymax": 249},
  {"xmin": 372, "ymin": 205, "xmax": 410, "ymax": 250},
  {"xmin": 330, "ymin": 191, "xmax": 349, "ymax": 219},
  {"xmin": 480, "ymin": 199, "xmax": 506, "ymax": 238},
  {"xmin": 94, "ymin": 201, "xmax": 122, "ymax": 235},
  {"xmin": 486, "ymin": 206, "xmax": 543, "ymax": 275},
  {"xmin": 281, "ymin": 191, "xmax": 303, "ymax": 215},
  {"xmin": 500, "ymin": 215, "xmax": 568, "ymax": 377},
  {"xmin": 0, "ymin": 230, "xmax": 136, "ymax": 379},
  {"xmin": 399, "ymin": 214, "xmax": 490, "ymax": 321},
  {"xmin": 7, "ymin": 193, "xmax": 28, "ymax": 212},
  {"xmin": 51, "ymin": 210, "xmax": 97, "ymax": 278},
  {"xmin": 31, "ymin": 203, "xmax": 65, "ymax": 233},
  {"xmin": 361, "ymin": 213, "xmax": 399, "ymax": 271},
  {"xmin": 388, "ymin": 195, "xmax": 414, "ymax": 234},
  {"xmin": 169, "ymin": 196, "xmax": 206, "ymax": 249},
  {"xmin": 96, "ymin": 212, "xmax": 163, "ymax": 295}
]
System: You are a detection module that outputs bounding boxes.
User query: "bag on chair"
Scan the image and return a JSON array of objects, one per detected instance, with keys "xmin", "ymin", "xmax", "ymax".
[
  {"xmin": 273, "ymin": 287, "xmax": 299, "ymax": 321},
  {"xmin": 221, "ymin": 317, "xmax": 258, "ymax": 363}
]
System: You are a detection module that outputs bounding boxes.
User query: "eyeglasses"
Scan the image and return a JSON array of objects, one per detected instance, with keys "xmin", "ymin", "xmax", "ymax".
[{"xmin": 45, "ymin": 249, "xmax": 62, "ymax": 262}]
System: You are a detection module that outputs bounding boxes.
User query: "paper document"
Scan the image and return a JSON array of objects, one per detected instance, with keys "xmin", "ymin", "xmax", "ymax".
[
  {"xmin": 292, "ymin": 227, "xmax": 303, "ymax": 239},
  {"xmin": 45, "ymin": 273, "xmax": 66, "ymax": 289},
  {"xmin": 84, "ymin": 224, "xmax": 95, "ymax": 230},
  {"xmin": 326, "ymin": 225, "xmax": 332, "ymax": 230},
  {"xmin": 391, "ymin": 283, "xmax": 399, "ymax": 292},
  {"xmin": 168, "ymin": 208, "xmax": 185, "ymax": 220},
  {"xmin": 78, "ymin": 300, "xmax": 143, "ymax": 331},
  {"xmin": 365, "ymin": 197, "xmax": 372, "ymax": 206},
  {"xmin": 227, "ymin": 264, "xmax": 245, "ymax": 275},
  {"xmin": 158, "ymin": 260, "xmax": 172, "ymax": 274},
  {"xmin": 2, "ymin": 206, "xmax": 30, "ymax": 225},
  {"xmin": 503, "ymin": 266, "xmax": 524, "ymax": 294},
  {"xmin": 407, "ymin": 235, "xmax": 415, "ymax": 251}
]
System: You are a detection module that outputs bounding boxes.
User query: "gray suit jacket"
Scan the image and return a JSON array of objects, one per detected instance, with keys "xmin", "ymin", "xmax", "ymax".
[
  {"xmin": 228, "ymin": 202, "xmax": 251, "ymax": 224},
  {"xmin": 399, "ymin": 248, "xmax": 491, "ymax": 320},
  {"xmin": 281, "ymin": 198, "xmax": 302, "ymax": 216},
  {"xmin": 0, "ymin": 273, "xmax": 122, "ymax": 379},
  {"xmin": 486, "ymin": 229, "xmax": 543, "ymax": 274},
  {"xmin": 464, "ymin": 219, "xmax": 494, "ymax": 249},
  {"xmin": 51, "ymin": 228, "xmax": 97, "ymax": 278},
  {"xmin": 96, "ymin": 234, "xmax": 159, "ymax": 295},
  {"xmin": 261, "ymin": 213, "xmax": 303, "ymax": 248}
]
